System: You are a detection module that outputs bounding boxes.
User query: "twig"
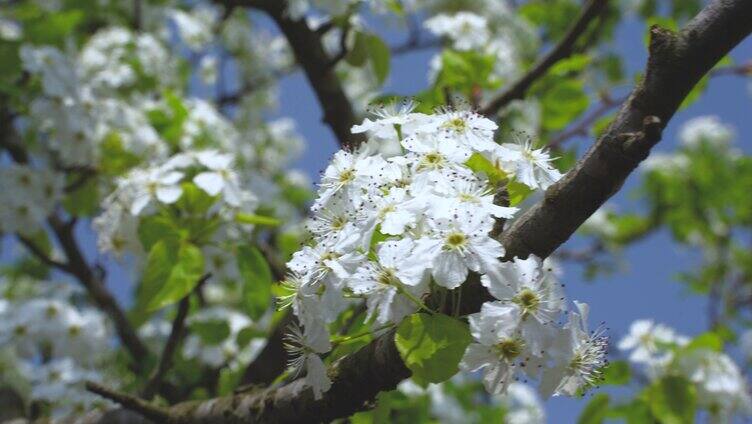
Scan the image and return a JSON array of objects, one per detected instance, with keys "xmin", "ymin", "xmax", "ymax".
[
  {"xmin": 479, "ymin": 0, "xmax": 609, "ymax": 117},
  {"xmin": 15, "ymin": 234, "xmax": 70, "ymax": 270},
  {"xmin": 85, "ymin": 381, "xmax": 172, "ymax": 423},
  {"xmin": 142, "ymin": 274, "xmax": 212, "ymax": 400},
  {"xmin": 327, "ymin": 23, "xmax": 352, "ymax": 69}
]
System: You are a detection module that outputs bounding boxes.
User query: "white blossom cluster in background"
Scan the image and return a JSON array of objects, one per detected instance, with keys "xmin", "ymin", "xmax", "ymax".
[
  {"xmin": 280, "ymin": 102, "xmax": 606, "ymax": 400},
  {"xmin": 642, "ymin": 115, "xmax": 737, "ymax": 173},
  {"xmin": 0, "ymin": 279, "xmax": 112, "ymax": 418},
  {"xmin": 619, "ymin": 320, "xmax": 752, "ymax": 420},
  {"xmin": 0, "ymin": 165, "xmax": 62, "ymax": 235}
]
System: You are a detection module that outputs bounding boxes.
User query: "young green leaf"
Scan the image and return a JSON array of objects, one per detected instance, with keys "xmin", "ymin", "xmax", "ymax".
[
  {"xmin": 394, "ymin": 313, "xmax": 472, "ymax": 385},
  {"xmin": 238, "ymin": 245, "xmax": 273, "ymax": 320},
  {"xmin": 147, "ymin": 242, "xmax": 205, "ymax": 311}
]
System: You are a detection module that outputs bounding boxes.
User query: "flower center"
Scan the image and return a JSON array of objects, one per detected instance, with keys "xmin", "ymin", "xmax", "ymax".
[
  {"xmin": 444, "ymin": 232, "xmax": 467, "ymax": 250},
  {"xmin": 443, "ymin": 117, "xmax": 467, "ymax": 132},
  {"xmin": 514, "ymin": 288, "xmax": 540, "ymax": 314},
  {"xmin": 458, "ymin": 192, "xmax": 478, "ymax": 203},
  {"xmin": 338, "ymin": 169, "xmax": 355, "ymax": 184},
  {"xmin": 330, "ymin": 215, "xmax": 347, "ymax": 230},
  {"xmin": 495, "ymin": 338, "xmax": 523, "ymax": 361},
  {"xmin": 377, "ymin": 268, "xmax": 399, "ymax": 286},
  {"xmin": 419, "ymin": 152, "xmax": 445, "ymax": 170}
]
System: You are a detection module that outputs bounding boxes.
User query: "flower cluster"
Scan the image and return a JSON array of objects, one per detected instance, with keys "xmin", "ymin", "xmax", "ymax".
[
  {"xmin": 619, "ymin": 320, "xmax": 752, "ymax": 419},
  {"xmin": 0, "ymin": 279, "xmax": 112, "ymax": 417},
  {"xmin": 281, "ymin": 103, "xmax": 602, "ymax": 399},
  {"xmin": 0, "ymin": 165, "xmax": 62, "ymax": 234}
]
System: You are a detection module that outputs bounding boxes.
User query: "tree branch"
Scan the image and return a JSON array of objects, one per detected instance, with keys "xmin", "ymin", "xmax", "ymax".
[
  {"xmin": 254, "ymin": 0, "xmax": 363, "ymax": 150},
  {"xmin": 479, "ymin": 0, "xmax": 609, "ymax": 117},
  {"xmin": 85, "ymin": 381, "xmax": 172, "ymax": 423},
  {"xmin": 16, "ymin": 234, "xmax": 70, "ymax": 270},
  {"xmin": 82, "ymin": 0, "xmax": 752, "ymax": 421},
  {"xmin": 47, "ymin": 215, "xmax": 150, "ymax": 367},
  {"xmin": 142, "ymin": 274, "xmax": 211, "ymax": 400}
]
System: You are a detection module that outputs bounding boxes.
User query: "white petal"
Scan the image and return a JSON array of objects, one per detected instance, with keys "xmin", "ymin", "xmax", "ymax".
[
  {"xmin": 432, "ymin": 251, "xmax": 467, "ymax": 289},
  {"xmin": 156, "ymin": 185, "xmax": 183, "ymax": 204},
  {"xmin": 305, "ymin": 354, "xmax": 332, "ymax": 400},
  {"xmin": 193, "ymin": 172, "xmax": 224, "ymax": 196}
]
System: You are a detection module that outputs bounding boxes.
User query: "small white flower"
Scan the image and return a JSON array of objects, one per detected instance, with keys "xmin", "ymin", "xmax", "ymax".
[
  {"xmin": 348, "ymin": 239, "xmax": 427, "ymax": 324},
  {"xmin": 540, "ymin": 301, "xmax": 608, "ymax": 397},
  {"xmin": 424, "ymin": 12, "xmax": 490, "ymax": 51},
  {"xmin": 193, "ymin": 150, "xmax": 247, "ymax": 207},
  {"xmin": 415, "ymin": 212, "xmax": 503, "ymax": 289},
  {"xmin": 284, "ymin": 324, "xmax": 332, "ymax": 400},
  {"xmin": 493, "ymin": 138, "xmax": 562, "ymax": 190}
]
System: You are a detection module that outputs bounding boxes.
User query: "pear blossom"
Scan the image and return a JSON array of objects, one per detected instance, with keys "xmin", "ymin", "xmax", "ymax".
[
  {"xmin": 424, "ymin": 12, "xmax": 490, "ymax": 51},
  {"xmin": 348, "ymin": 239, "xmax": 428, "ymax": 324},
  {"xmin": 493, "ymin": 138, "xmax": 562, "ymax": 190},
  {"xmin": 415, "ymin": 212, "xmax": 504, "ymax": 289},
  {"xmin": 193, "ymin": 150, "xmax": 247, "ymax": 207}
]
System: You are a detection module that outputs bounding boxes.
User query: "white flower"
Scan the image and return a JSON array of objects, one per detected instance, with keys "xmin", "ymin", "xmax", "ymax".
[
  {"xmin": 348, "ymin": 239, "xmax": 427, "ymax": 324},
  {"xmin": 504, "ymin": 382, "xmax": 546, "ymax": 424},
  {"xmin": 193, "ymin": 150, "xmax": 247, "ymax": 207},
  {"xmin": 419, "ymin": 110, "xmax": 499, "ymax": 153},
  {"xmin": 482, "ymin": 256, "xmax": 565, "ymax": 353},
  {"xmin": 424, "ymin": 12, "xmax": 490, "ymax": 51},
  {"xmin": 402, "ymin": 132, "xmax": 473, "ymax": 172},
  {"xmin": 314, "ymin": 150, "xmax": 373, "ymax": 210},
  {"xmin": 618, "ymin": 319, "xmax": 687, "ymax": 367},
  {"xmin": 460, "ymin": 302, "xmax": 529, "ymax": 394},
  {"xmin": 428, "ymin": 176, "xmax": 518, "ymax": 221},
  {"xmin": 540, "ymin": 301, "xmax": 608, "ymax": 397},
  {"xmin": 365, "ymin": 187, "xmax": 417, "ymax": 235},
  {"xmin": 126, "ymin": 168, "xmax": 184, "ymax": 215},
  {"xmin": 493, "ymin": 138, "xmax": 562, "ymax": 190},
  {"xmin": 169, "ymin": 7, "xmax": 216, "ymax": 51},
  {"xmin": 679, "ymin": 115, "xmax": 734, "ymax": 148},
  {"xmin": 284, "ymin": 324, "xmax": 332, "ymax": 400},
  {"xmin": 677, "ymin": 349, "xmax": 752, "ymax": 418},
  {"xmin": 351, "ymin": 100, "xmax": 423, "ymax": 140},
  {"xmin": 415, "ymin": 211, "xmax": 503, "ymax": 289}
]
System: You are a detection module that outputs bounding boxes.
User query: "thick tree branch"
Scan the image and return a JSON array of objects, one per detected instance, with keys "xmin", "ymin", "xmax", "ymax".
[
  {"xmin": 83, "ymin": 0, "xmax": 752, "ymax": 421},
  {"xmin": 85, "ymin": 382, "xmax": 171, "ymax": 423},
  {"xmin": 479, "ymin": 0, "xmax": 609, "ymax": 117}
]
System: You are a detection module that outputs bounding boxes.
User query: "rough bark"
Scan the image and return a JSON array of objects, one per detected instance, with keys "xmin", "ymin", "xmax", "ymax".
[{"xmin": 81, "ymin": 0, "xmax": 752, "ymax": 422}]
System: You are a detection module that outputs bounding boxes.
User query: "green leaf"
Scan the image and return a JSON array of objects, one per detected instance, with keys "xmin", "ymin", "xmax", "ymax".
[
  {"xmin": 345, "ymin": 31, "xmax": 369, "ymax": 67},
  {"xmin": 138, "ymin": 214, "xmax": 183, "ymax": 252},
  {"xmin": 137, "ymin": 240, "xmax": 177, "ymax": 314},
  {"xmin": 62, "ymin": 177, "xmax": 99, "ymax": 217},
  {"xmin": 394, "ymin": 313, "xmax": 472, "ymax": 385},
  {"xmin": 465, "ymin": 153, "xmax": 507, "ymax": 184},
  {"xmin": 190, "ymin": 319, "xmax": 231, "ymax": 345},
  {"xmin": 100, "ymin": 132, "xmax": 141, "ymax": 176},
  {"xmin": 601, "ymin": 360, "xmax": 631, "ymax": 386},
  {"xmin": 685, "ymin": 332, "xmax": 723, "ymax": 352},
  {"xmin": 366, "ymin": 34, "xmax": 391, "ymax": 85},
  {"xmin": 147, "ymin": 243, "xmax": 205, "ymax": 311},
  {"xmin": 507, "ymin": 180, "xmax": 534, "ymax": 206},
  {"xmin": 645, "ymin": 375, "xmax": 696, "ymax": 424},
  {"xmin": 235, "ymin": 213, "xmax": 281, "ymax": 227},
  {"xmin": 540, "ymin": 79, "xmax": 589, "ymax": 131},
  {"xmin": 238, "ymin": 245, "xmax": 273, "ymax": 320},
  {"xmin": 578, "ymin": 393, "xmax": 609, "ymax": 424}
]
